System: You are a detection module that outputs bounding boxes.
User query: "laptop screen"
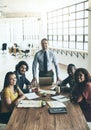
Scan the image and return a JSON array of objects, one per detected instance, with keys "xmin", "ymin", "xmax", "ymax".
[{"xmin": 39, "ymin": 77, "xmax": 53, "ymax": 86}]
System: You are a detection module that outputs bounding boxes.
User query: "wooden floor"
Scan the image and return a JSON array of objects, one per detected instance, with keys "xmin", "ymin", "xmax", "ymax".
[{"xmin": 0, "ymin": 50, "xmax": 67, "ymax": 92}]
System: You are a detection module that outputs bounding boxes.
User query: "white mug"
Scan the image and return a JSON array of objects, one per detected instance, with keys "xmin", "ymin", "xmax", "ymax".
[{"xmin": 56, "ymin": 86, "xmax": 60, "ymax": 94}]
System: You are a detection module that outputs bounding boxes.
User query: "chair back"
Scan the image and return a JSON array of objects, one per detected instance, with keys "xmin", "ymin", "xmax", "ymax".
[{"xmin": 2, "ymin": 43, "xmax": 7, "ymax": 50}]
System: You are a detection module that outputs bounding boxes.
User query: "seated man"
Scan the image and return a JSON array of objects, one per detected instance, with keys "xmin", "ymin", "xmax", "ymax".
[
  {"xmin": 14, "ymin": 61, "xmax": 31, "ymax": 93},
  {"xmin": 59, "ymin": 64, "xmax": 76, "ymax": 93}
]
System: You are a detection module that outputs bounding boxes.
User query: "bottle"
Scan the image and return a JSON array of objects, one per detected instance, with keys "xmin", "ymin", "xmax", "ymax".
[
  {"xmin": 41, "ymin": 100, "xmax": 46, "ymax": 107},
  {"xmin": 56, "ymin": 86, "xmax": 60, "ymax": 94}
]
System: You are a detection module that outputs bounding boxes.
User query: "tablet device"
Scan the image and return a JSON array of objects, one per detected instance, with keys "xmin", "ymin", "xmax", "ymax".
[
  {"xmin": 48, "ymin": 107, "xmax": 67, "ymax": 114},
  {"xmin": 39, "ymin": 77, "xmax": 53, "ymax": 86}
]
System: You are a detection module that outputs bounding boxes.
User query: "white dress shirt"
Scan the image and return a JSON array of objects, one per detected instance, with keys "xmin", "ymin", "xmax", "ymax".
[{"xmin": 32, "ymin": 49, "xmax": 59, "ymax": 78}]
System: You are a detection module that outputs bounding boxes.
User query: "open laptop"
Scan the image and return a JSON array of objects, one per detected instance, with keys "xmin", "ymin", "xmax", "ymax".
[{"xmin": 39, "ymin": 77, "xmax": 53, "ymax": 86}]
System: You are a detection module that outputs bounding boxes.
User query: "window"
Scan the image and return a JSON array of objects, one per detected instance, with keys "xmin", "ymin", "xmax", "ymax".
[{"xmin": 47, "ymin": 0, "xmax": 88, "ymax": 51}]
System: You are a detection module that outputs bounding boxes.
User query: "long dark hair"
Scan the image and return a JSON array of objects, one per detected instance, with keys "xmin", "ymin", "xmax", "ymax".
[
  {"xmin": 15, "ymin": 60, "xmax": 29, "ymax": 72},
  {"xmin": 75, "ymin": 68, "xmax": 91, "ymax": 83},
  {"xmin": 3, "ymin": 71, "xmax": 17, "ymax": 90},
  {"xmin": 72, "ymin": 68, "xmax": 91, "ymax": 97},
  {"xmin": 71, "ymin": 68, "xmax": 91, "ymax": 103}
]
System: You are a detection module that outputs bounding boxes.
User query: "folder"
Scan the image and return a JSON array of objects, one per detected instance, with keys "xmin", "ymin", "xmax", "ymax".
[{"xmin": 48, "ymin": 107, "xmax": 67, "ymax": 114}]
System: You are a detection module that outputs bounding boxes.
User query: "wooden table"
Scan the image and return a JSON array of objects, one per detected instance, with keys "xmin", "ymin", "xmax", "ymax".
[{"xmin": 5, "ymin": 87, "xmax": 90, "ymax": 130}]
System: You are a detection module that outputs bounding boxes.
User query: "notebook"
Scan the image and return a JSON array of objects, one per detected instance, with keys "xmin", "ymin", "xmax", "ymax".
[
  {"xmin": 48, "ymin": 107, "xmax": 67, "ymax": 114},
  {"xmin": 39, "ymin": 77, "xmax": 53, "ymax": 86}
]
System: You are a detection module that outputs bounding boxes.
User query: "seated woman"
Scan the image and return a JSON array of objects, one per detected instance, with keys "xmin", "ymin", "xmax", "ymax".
[
  {"xmin": 71, "ymin": 68, "xmax": 91, "ymax": 122},
  {"xmin": 59, "ymin": 64, "xmax": 76, "ymax": 93},
  {"xmin": 0, "ymin": 71, "xmax": 25, "ymax": 124}
]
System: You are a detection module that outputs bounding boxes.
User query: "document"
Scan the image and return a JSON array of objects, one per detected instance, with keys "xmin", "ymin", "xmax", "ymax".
[
  {"xmin": 47, "ymin": 101, "xmax": 66, "ymax": 108},
  {"xmin": 50, "ymin": 84, "xmax": 57, "ymax": 90},
  {"xmin": 51, "ymin": 95, "xmax": 65, "ymax": 100},
  {"xmin": 51, "ymin": 95, "xmax": 70, "ymax": 102},
  {"xmin": 25, "ymin": 92, "xmax": 40, "ymax": 99},
  {"xmin": 39, "ymin": 89, "xmax": 56, "ymax": 95},
  {"xmin": 57, "ymin": 98, "xmax": 70, "ymax": 103},
  {"xmin": 17, "ymin": 100, "xmax": 42, "ymax": 108}
]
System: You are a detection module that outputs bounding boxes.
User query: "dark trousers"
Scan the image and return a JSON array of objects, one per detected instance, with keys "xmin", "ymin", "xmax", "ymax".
[
  {"xmin": 0, "ymin": 111, "xmax": 12, "ymax": 124},
  {"xmin": 39, "ymin": 70, "xmax": 54, "ymax": 82}
]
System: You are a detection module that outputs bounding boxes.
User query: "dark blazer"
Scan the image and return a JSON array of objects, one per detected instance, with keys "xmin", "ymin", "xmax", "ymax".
[
  {"xmin": 60, "ymin": 76, "xmax": 75, "ymax": 93},
  {"xmin": 61, "ymin": 76, "xmax": 75, "ymax": 88},
  {"xmin": 14, "ymin": 71, "xmax": 31, "ymax": 93}
]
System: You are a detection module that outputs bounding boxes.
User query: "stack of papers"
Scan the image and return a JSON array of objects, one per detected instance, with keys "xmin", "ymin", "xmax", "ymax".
[
  {"xmin": 25, "ymin": 92, "xmax": 40, "ymax": 99},
  {"xmin": 47, "ymin": 101, "xmax": 66, "ymax": 108},
  {"xmin": 51, "ymin": 95, "xmax": 70, "ymax": 102},
  {"xmin": 17, "ymin": 100, "xmax": 42, "ymax": 108}
]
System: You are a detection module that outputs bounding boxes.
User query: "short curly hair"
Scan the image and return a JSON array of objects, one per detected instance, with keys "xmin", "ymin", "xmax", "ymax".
[{"xmin": 15, "ymin": 60, "xmax": 29, "ymax": 71}]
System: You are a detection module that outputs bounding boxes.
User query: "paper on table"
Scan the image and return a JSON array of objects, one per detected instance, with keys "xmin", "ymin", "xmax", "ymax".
[
  {"xmin": 47, "ymin": 101, "xmax": 66, "ymax": 108},
  {"xmin": 25, "ymin": 92, "xmax": 40, "ymax": 99},
  {"xmin": 50, "ymin": 85, "xmax": 57, "ymax": 90},
  {"xmin": 17, "ymin": 100, "xmax": 42, "ymax": 108},
  {"xmin": 39, "ymin": 89, "xmax": 56, "ymax": 95},
  {"xmin": 51, "ymin": 95, "xmax": 70, "ymax": 102},
  {"xmin": 57, "ymin": 98, "xmax": 70, "ymax": 103},
  {"xmin": 51, "ymin": 95, "xmax": 65, "ymax": 100}
]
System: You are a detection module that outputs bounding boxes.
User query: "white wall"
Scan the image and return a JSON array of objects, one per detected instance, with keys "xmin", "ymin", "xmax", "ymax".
[{"xmin": 55, "ymin": 51, "xmax": 88, "ymax": 69}]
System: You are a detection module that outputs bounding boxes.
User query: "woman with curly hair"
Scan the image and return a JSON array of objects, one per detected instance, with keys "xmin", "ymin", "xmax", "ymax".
[{"xmin": 71, "ymin": 68, "xmax": 91, "ymax": 122}]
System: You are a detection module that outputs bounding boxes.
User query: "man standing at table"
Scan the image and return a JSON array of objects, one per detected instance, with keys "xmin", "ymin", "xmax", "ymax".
[{"xmin": 32, "ymin": 38, "xmax": 60, "ymax": 83}]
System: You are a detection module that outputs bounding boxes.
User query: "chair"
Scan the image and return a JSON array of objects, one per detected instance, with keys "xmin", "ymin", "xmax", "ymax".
[
  {"xmin": 2, "ymin": 43, "xmax": 7, "ymax": 54},
  {"xmin": 21, "ymin": 49, "xmax": 30, "ymax": 58}
]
